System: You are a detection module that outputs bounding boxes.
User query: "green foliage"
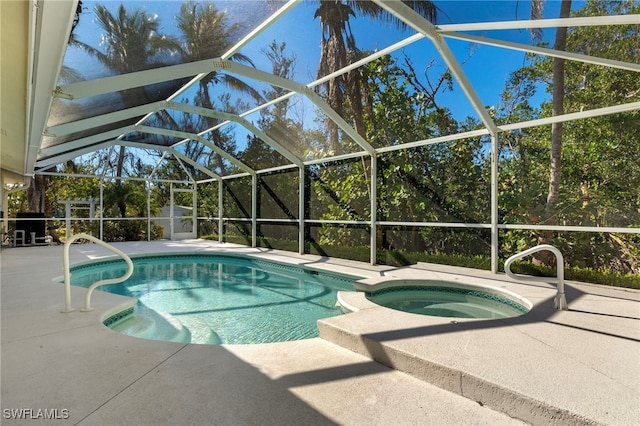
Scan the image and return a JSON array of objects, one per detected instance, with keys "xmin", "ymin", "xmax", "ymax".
[
  {"xmin": 102, "ymin": 181, "xmax": 155, "ymax": 218},
  {"xmin": 100, "ymin": 220, "xmax": 164, "ymax": 242},
  {"xmin": 496, "ymin": 0, "xmax": 640, "ymax": 274},
  {"xmin": 506, "ymin": 260, "xmax": 640, "ymax": 289},
  {"xmin": 314, "ymin": 54, "xmax": 491, "ymax": 254}
]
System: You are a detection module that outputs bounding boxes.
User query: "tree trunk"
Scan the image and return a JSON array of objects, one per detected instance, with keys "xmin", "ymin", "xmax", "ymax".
[
  {"xmin": 536, "ymin": 0, "xmax": 572, "ymax": 264},
  {"xmin": 27, "ymin": 175, "xmax": 47, "ymax": 213},
  {"xmin": 116, "ymin": 145, "xmax": 126, "ymax": 181}
]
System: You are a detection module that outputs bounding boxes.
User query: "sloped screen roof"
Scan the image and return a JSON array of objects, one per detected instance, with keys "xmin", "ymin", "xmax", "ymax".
[{"xmin": 33, "ymin": 0, "xmax": 639, "ymax": 181}]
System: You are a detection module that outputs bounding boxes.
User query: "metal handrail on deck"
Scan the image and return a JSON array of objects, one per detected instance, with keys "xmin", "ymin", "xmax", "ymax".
[
  {"xmin": 504, "ymin": 244, "xmax": 568, "ymax": 310},
  {"xmin": 62, "ymin": 233, "xmax": 134, "ymax": 313}
]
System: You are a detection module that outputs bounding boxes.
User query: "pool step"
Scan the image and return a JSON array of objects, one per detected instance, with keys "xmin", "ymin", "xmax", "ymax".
[
  {"xmin": 110, "ymin": 310, "xmax": 191, "ymax": 344},
  {"xmin": 317, "ymin": 314, "xmax": 586, "ymax": 426},
  {"xmin": 110, "ymin": 309, "xmax": 223, "ymax": 345},
  {"xmin": 178, "ymin": 317, "xmax": 223, "ymax": 345}
]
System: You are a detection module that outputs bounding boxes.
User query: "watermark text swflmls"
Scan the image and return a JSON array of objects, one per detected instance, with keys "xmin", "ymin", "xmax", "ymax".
[{"xmin": 3, "ymin": 408, "xmax": 70, "ymax": 420}]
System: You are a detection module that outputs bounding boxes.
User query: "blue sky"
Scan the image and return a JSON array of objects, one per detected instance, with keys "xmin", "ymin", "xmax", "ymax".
[{"xmin": 69, "ymin": 1, "xmax": 586, "ymax": 103}]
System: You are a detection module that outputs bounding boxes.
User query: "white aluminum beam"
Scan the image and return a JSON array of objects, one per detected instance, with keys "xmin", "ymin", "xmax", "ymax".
[
  {"xmin": 257, "ymin": 218, "xmax": 298, "ymax": 223},
  {"xmin": 37, "ymin": 170, "xmax": 189, "ymax": 184},
  {"xmin": 163, "ymin": 103, "xmax": 304, "ymax": 167},
  {"xmin": 218, "ymin": 179, "xmax": 224, "ymax": 243},
  {"xmin": 370, "ymin": 154, "xmax": 377, "ymax": 265},
  {"xmin": 225, "ymin": 61, "xmax": 376, "ymax": 154},
  {"xmin": 499, "ymin": 101, "xmax": 640, "ymax": 132},
  {"xmin": 172, "ymin": 151, "xmax": 220, "ymax": 180},
  {"xmin": 136, "ymin": 124, "xmax": 254, "ymax": 175},
  {"xmin": 437, "ymin": 14, "xmax": 640, "ymax": 32},
  {"xmin": 222, "ymin": 0, "xmax": 301, "ymax": 60},
  {"xmin": 374, "ymin": 101, "xmax": 640, "ymax": 156},
  {"xmin": 498, "ymin": 223, "xmax": 640, "ymax": 234},
  {"xmin": 374, "ymin": 0, "xmax": 498, "ymax": 136},
  {"xmin": 304, "ymin": 151, "xmax": 370, "ymax": 165},
  {"xmin": 37, "ymin": 138, "xmax": 171, "ymax": 169},
  {"xmin": 36, "ymin": 142, "xmax": 115, "ymax": 168},
  {"xmin": 377, "ymin": 221, "xmax": 491, "ymax": 228},
  {"xmin": 257, "ymin": 164, "xmax": 299, "ymax": 175},
  {"xmin": 441, "ymin": 32, "xmax": 640, "ymax": 73},
  {"xmin": 490, "ymin": 135, "xmax": 499, "ymax": 274},
  {"xmin": 45, "ymin": 101, "xmax": 166, "ymax": 136},
  {"xmin": 38, "ymin": 126, "xmax": 135, "ymax": 156},
  {"xmin": 221, "ymin": 172, "xmax": 252, "ymax": 180},
  {"xmin": 252, "ymin": 174, "xmax": 257, "ymax": 247},
  {"xmin": 55, "ymin": 58, "xmax": 226, "ymax": 100},
  {"xmin": 298, "ymin": 167, "xmax": 305, "ymax": 255},
  {"xmin": 377, "ymin": 129, "xmax": 491, "ymax": 154}
]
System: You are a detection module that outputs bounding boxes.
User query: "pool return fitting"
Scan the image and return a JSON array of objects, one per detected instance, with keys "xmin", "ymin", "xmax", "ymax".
[
  {"xmin": 504, "ymin": 244, "xmax": 568, "ymax": 310},
  {"xmin": 62, "ymin": 233, "xmax": 134, "ymax": 313}
]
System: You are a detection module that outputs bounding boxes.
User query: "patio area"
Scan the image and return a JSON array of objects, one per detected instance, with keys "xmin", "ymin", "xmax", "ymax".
[{"xmin": 1, "ymin": 240, "xmax": 638, "ymax": 425}]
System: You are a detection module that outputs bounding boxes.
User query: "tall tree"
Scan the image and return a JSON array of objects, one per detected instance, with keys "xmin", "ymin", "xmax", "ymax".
[
  {"xmin": 530, "ymin": 0, "xmax": 573, "ymax": 261},
  {"xmin": 73, "ymin": 4, "xmax": 177, "ymax": 179},
  {"xmin": 499, "ymin": 0, "xmax": 640, "ymax": 273},
  {"xmin": 174, "ymin": 2, "xmax": 262, "ymax": 175},
  {"xmin": 313, "ymin": 1, "xmax": 437, "ymax": 150}
]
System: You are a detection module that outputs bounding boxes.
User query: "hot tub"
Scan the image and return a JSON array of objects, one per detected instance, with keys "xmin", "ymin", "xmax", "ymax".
[{"xmin": 339, "ymin": 277, "xmax": 532, "ymax": 319}]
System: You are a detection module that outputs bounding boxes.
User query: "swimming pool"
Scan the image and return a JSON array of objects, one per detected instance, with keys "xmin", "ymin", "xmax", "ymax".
[{"xmin": 67, "ymin": 254, "xmax": 357, "ymax": 345}]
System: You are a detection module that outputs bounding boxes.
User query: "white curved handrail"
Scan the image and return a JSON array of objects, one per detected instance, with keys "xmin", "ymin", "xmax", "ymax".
[
  {"xmin": 504, "ymin": 244, "xmax": 567, "ymax": 310},
  {"xmin": 62, "ymin": 233, "xmax": 134, "ymax": 313}
]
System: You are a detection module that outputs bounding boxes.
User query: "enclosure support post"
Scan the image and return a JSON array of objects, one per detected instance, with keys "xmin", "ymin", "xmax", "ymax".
[
  {"xmin": 192, "ymin": 182, "xmax": 198, "ymax": 238},
  {"xmin": 169, "ymin": 183, "xmax": 174, "ymax": 238},
  {"xmin": 99, "ymin": 179, "xmax": 104, "ymax": 240},
  {"xmin": 218, "ymin": 179, "xmax": 223, "ymax": 243},
  {"xmin": 251, "ymin": 174, "xmax": 257, "ymax": 248},
  {"xmin": 0, "ymin": 183, "xmax": 5, "ymax": 236},
  {"xmin": 146, "ymin": 180, "xmax": 151, "ymax": 241},
  {"xmin": 370, "ymin": 154, "xmax": 377, "ymax": 266},
  {"xmin": 64, "ymin": 201, "xmax": 71, "ymax": 238},
  {"xmin": 299, "ymin": 166, "xmax": 305, "ymax": 255},
  {"xmin": 491, "ymin": 134, "xmax": 499, "ymax": 274}
]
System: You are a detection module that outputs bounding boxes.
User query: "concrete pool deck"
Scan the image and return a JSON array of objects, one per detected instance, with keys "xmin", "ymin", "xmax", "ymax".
[{"xmin": 1, "ymin": 240, "xmax": 638, "ymax": 425}]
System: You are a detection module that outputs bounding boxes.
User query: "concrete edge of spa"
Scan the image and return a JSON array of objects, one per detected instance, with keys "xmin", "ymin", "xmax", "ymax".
[
  {"xmin": 2, "ymin": 240, "xmax": 638, "ymax": 426},
  {"xmin": 320, "ymin": 264, "xmax": 640, "ymax": 426}
]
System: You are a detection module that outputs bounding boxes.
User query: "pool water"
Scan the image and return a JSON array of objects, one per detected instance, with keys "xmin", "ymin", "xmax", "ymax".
[
  {"xmin": 68, "ymin": 254, "xmax": 356, "ymax": 344},
  {"xmin": 366, "ymin": 286, "xmax": 530, "ymax": 319}
]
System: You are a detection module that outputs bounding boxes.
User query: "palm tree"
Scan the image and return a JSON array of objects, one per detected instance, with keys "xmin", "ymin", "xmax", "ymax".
[
  {"xmin": 175, "ymin": 2, "xmax": 261, "ymax": 104},
  {"xmin": 174, "ymin": 2, "xmax": 263, "ymax": 174},
  {"xmin": 313, "ymin": 1, "xmax": 437, "ymax": 150},
  {"xmin": 72, "ymin": 4, "xmax": 178, "ymax": 179}
]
